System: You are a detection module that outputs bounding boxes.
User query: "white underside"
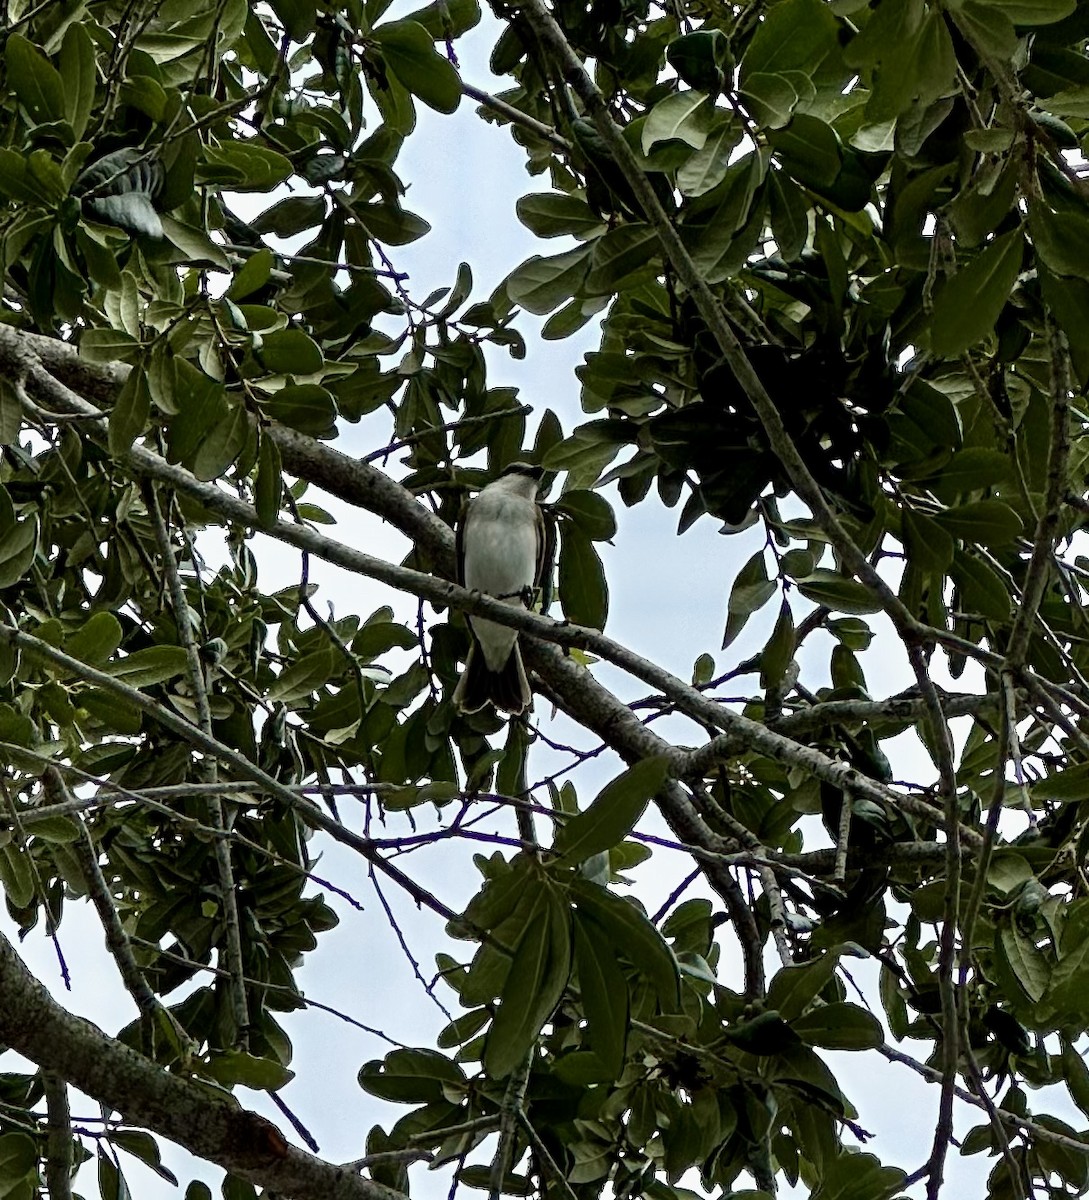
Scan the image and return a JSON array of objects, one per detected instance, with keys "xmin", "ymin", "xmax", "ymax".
[{"xmin": 462, "ymin": 490, "xmax": 539, "ymax": 672}]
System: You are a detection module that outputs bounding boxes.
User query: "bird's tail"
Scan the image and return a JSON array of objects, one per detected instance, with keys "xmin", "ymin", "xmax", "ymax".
[{"xmin": 453, "ymin": 640, "xmax": 531, "ymax": 715}]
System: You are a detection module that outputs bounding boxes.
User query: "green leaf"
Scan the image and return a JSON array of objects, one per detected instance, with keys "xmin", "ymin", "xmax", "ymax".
[
  {"xmin": 252, "ymin": 196, "xmax": 328, "ymax": 237},
  {"xmin": 930, "ymin": 229, "xmax": 1024, "ymax": 358},
  {"xmin": 516, "ymin": 193, "xmax": 606, "ymax": 240},
  {"xmin": 572, "ymin": 880, "xmax": 680, "ymax": 1008},
  {"xmin": 692, "ymin": 652, "xmax": 715, "ymax": 686},
  {"xmin": 358, "ymin": 1047, "xmax": 466, "ymax": 1102},
  {"xmin": 202, "ymin": 1051, "xmax": 294, "ymax": 1090},
  {"xmin": 1032, "ymin": 761, "xmax": 1089, "ymax": 802},
  {"xmin": 722, "ymin": 550, "xmax": 776, "ymax": 648},
  {"xmin": 666, "ymin": 31, "xmax": 732, "ymax": 94},
  {"xmin": 743, "ymin": 0, "xmax": 844, "ymax": 82},
  {"xmin": 160, "ymin": 217, "xmax": 232, "ymax": 269},
  {"xmin": 726, "ymin": 1009, "xmax": 799, "ymax": 1054},
  {"xmin": 506, "ymin": 245, "xmax": 593, "ymax": 315},
  {"xmin": 374, "ymin": 20, "xmax": 462, "ymax": 113},
  {"xmin": 991, "ymin": 0, "xmax": 1074, "ymax": 22},
  {"xmin": 257, "ymin": 329, "xmax": 324, "ymax": 375},
  {"xmin": 0, "ymin": 517, "xmax": 37, "ymax": 590},
  {"xmin": 60, "ymin": 23, "xmax": 97, "ymax": 140},
  {"xmin": 0, "ymin": 846, "xmax": 33, "ymax": 910},
  {"xmin": 268, "ymin": 647, "xmax": 336, "ymax": 703},
  {"xmin": 933, "ymin": 500, "xmax": 1024, "ymax": 547},
  {"xmin": 928, "ymin": 447, "xmax": 1012, "ymax": 495},
  {"xmin": 111, "ymin": 1132, "xmax": 177, "ymax": 1186},
  {"xmin": 0, "ymin": 380, "xmax": 21, "ymax": 448},
  {"xmin": 574, "ymin": 915, "xmax": 629, "ymax": 1078},
  {"xmin": 808, "ymin": 1150, "xmax": 905, "ymax": 1200},
  {"xmin": 109, "ymin": 366, "xmax": 151, "ymax": 457},
  {"xmin": 484, "ymin": 895, "xmax": 572, "ymax": 1077},
  {"xmin": 0, "ymin": 1134, "xmax": 36, "ymax": 1197},
  {"xmin": 768, "ymin": 168, "xmax": 809, "ymax": 260},
  {"xmin": 554, "ymin": 756, "xmax": 669, "ymax": 866},
  {"xmin": 402, "ymin": 0, "xmax": 482, "ymax": 38},
  {"xmin": 950, "ymin": 552, "xmax": 1011, "ymax": 621},
  {"xmin": 901, "ymin": 506, "xmax": 954, "ymax": 576},
  {"xmin": 1030, "ymin": 201, "xmax": 1089, "ymax": 279},
  {"xmin": 192, "ymin": 401, "xmax": 249, "ymax": 482},
  {"xmin": 80, "ymin": 329, "xmax": 143, "ymax": 365},
  {"xmin": 353, "ymin": 201, "xmax": 431, "ymax": 245},
  {"xmin": 795, "ymin": 570, "xmax": 883, "ymax": 616},
  {"xmin": 28, "ymin": 815, "xmax": 80, "ymax": 843},
  {"xmin": 437, "ymin": 1009, "xmax": 490, "ymax": 1049},
  {"xmin": 66, "ymin": 613, "xmax": 124, "ymax": 664},
  {"xmin": 553, "ymin": 491, "xmax": 617, "ymax": 541},
  {"xmin": 791, "ymin": 1003, "xmax": 883, "ymax": 1050},
  {"xmin": 227, "ymin": 248, "xmax": 274, "ymax": 301},
  {"xmin": 677, "ymin": 120, "xmax": 741, "ymax": 198},
  {"xmin": 641, "ymin": 92, "xmax": 713, "ymax": 154},
  {"xmin": 1061, "ymin": 1040, "xmax": 1089, "ymax": 1120},
  {"xmin": 760, "ymin": 600, "xmax": 795, "ymax": 689},
  {"xmin": 1000, "ymin": 923, "xmax": 1050, "ymax": 1004},
  {"xmin": 6, "ymin": 35, "xmax": 66, "ymax": 126},
  {"xmin": 106, "ymin": 646, "xmax": 189, "ymax": 688},
  {"xmin": 767, "ymin": 953, "xmax": 840, "ymax": 1021},
  {"xmin": 197, "ymin": 142, "xmax": 293, "ymax": 191},
  {"xmin": 586, "ymin": 225, "xmax": 659, "ymax": 294},
  {"xmin": 256, "ymin": 434, "xmax": 283, "ymax": 529},
  {"xmin": 739, "ymin": 71, "xmax": 799, "ymax": 129},
  {"xmin": 263, "ymin": 385, "xmax": 337, "ymax": 438},
  {"xmin": 558, "ymin": 522, "xmax": 609, "ymax": 629}
]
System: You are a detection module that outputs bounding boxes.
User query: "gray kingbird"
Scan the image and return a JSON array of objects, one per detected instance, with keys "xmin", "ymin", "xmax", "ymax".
[{"xmin": 453, "ymin": 462, "xmax": 547, "ymax": 715}]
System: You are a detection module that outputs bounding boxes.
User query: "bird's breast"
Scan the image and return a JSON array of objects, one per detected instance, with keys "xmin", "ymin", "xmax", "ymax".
[{"xmin": 462, "ymin": 495, "xmax": 538, "ymax": 601}]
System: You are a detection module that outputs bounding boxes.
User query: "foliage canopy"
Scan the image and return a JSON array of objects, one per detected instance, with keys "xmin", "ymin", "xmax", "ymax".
[{"xmin": 2, "ymin": 0, "xmax": 1089, "ymax": 1198}]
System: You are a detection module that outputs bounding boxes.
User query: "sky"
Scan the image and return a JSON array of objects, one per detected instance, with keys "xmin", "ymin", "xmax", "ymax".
[{"xmin": 1, "ymin": 5, "xmax": 1074, "ymax": 1200}]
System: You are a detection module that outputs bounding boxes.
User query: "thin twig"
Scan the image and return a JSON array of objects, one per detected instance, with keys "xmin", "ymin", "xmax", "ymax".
[
  {"xmin": 143, "ymin": 482, "xmax": 250, "ymax": 1049},
  {"xmin": 45, "ymin": 768, "xmax": 197, "ymax": 1060}
]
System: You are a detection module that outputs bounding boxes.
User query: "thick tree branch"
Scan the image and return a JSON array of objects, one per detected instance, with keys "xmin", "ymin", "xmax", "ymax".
[{"xmin": 0, "ymin": 929, "xmax": 409, "ymax": 1200}]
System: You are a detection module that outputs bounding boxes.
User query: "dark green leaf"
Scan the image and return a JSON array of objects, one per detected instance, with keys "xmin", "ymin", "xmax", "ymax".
[
  {"xmin": 256, "ymin": 434, "xmax": 283, "ymax": 529},
  {"xmin": 558, "ymin": 522, "xmax": 609, "ymax": 628},
  {"xmin": 722, "ymin": 550, "xmax": 776, "ymax": 648},
  {"xmin": 256, "ymin": 329, "xmax": 324, "ymax": 375},
  {"xmin": 228, "ymin": 248, "xmax": 275, "ymax": 301},
  {"xmin": 484, "ymin": 896, "xmax": 572, "ymax": 1077},
  {"xmin": 202, "ymin": 1051, "xmax": 294, "ymax": 1090},
  {"xmin": 553, "ymin": 491, "xmax": 617, "ymax": 541},
  {"xmin": 930, "ymin": 229, "xmax": 1024, "ymax": 357},
  {"xmin": 374, "ymin": 20, "xmax": 462, "ymax": 113},
  {"xmin": 574, "ymin": 915, "xmax": 629, "ymax": 1078},
  {"xmin": 572, "ymin": 880, "xmax": 680, "ymax": 1008},
  {"xmin": 796, "ymin": 570, "xmax": 882, "ymax": 616},
  {"xmin": 516, "ymin": 193, "xmax": 606, "ymax": 240},
  {"xmin": 554, "ymin": 756, "xmax": 669, "ymax": 866},
  {"xmin": 791, "ymin": 1003, "xmax": 883, "ymax": 1050},
  {"xmin": 197, "ymin": 142, "xmax": 293, "ymax": 191},
  {"xmin": 506, "ymin": 246, "xmax": 593, "ymax": 316},
  {"xmin": 934, "ymin": 500, "xmax": 1024, "ymax": 547},
  {"xmin": 106, "ymin": 646, "xmax": 189, "ymax": 688},
  {"xmin": 109, "ymin": 366, "xmax": 151, "ymax": 457},
  {"xmin": 7, "ymin": 35, "xmax": 66, "ymax": 126}
]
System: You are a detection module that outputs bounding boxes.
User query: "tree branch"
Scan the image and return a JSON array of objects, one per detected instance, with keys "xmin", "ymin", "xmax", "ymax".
[{"xmin": 0, "ymin": 929, "xmax": 410, "ymax": 1200}]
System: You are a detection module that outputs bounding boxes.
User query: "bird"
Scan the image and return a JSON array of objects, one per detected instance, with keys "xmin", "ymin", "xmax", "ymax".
[{"xmin": 453, "ymin": 462, "xmax": 548, "ymax": 716}]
